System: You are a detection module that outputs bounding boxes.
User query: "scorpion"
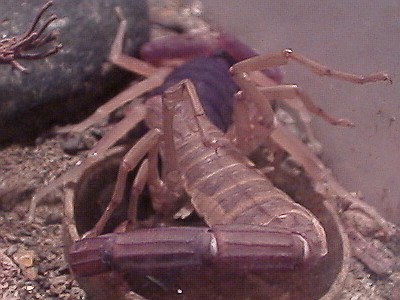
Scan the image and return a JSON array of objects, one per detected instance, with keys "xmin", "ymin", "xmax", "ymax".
[
  {"xmin": 0, "ymin": 1, "xmax": 61, "ymax": 72},
  {"xmin": 28, "ymin": 5, "xmax": 395, "ymax": 299}
]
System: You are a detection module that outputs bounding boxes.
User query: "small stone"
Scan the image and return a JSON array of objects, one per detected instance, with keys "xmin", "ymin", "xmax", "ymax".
[
  {"xmin": 12, "ymin": 248, "xmax": 35, "ymax": 269},
  {"xmin": 25, "ymin": 284, "xmax": 35, "ymax": 292},
  {"xmin": 44, "ymin": 213, "xmax": 63, "ymax": 225}
]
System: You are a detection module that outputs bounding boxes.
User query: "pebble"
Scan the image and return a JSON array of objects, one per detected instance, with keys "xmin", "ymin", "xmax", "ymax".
[
  {"xmin": 44, "ymin": 212, "xmax": 63, "ymax": 225},
  {"xmin": 12, "ymin": 248, "xmax": 35, "ymax": 268},
  {"xmin": 0, "ymin": 0, "xmax": 149, "ymax": 142}
]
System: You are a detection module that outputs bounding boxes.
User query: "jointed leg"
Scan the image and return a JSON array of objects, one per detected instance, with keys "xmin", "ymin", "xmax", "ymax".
[
  {"xmin": 111, "ymin": 7, "xmax": 159, "ymax": 77},
  {"xmin": 27, "ymin": 104, "xmax": 147, "ymax": 222},
  {"xmin": 56, "ymin": 72, "xmax": 168, "ymax": 134},
  {"xmin": 258, "ymin": 84, "xmax": 353, "ymax": 152},
  {"xmin": 57, "ymin": 8, "xmax": 172, "ymax": 134},
  {"xmin": 230, "ymin": 49, "xmax": 390, "ymax": 148},
  {"xmin": 230, "ymin": 50, "xmax": 395, "ymax": 274},
  {"xmin": 231, "ymin": 49, "xmax": 391, "ymax": 84},
  {"xmin": 84, "ymin": 128, "xmax": 163, "ymax": 237}
]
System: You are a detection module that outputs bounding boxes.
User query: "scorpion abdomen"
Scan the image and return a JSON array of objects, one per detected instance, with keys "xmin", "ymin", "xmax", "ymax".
[
  {"xmin": 152, "ymin": 56, "xmax": 238, "ymax": 132},
  {"xmin": 175, "ymin": 133, "xmax": 328, "ymax": 262}
]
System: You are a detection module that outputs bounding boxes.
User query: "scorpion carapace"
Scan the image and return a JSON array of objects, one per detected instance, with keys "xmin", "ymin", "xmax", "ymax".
[{"xmin": 29, "ymin": 5, "xmax": 394, "ymax": 300}]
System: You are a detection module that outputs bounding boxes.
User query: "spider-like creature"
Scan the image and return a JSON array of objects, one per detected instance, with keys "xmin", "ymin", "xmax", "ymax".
[{"xmin": 0, "ymin": 1, "xmax": 61, "ymax": 72}]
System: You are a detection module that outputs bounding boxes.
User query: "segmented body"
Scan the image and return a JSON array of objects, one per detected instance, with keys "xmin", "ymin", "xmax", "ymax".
[{"xmin": 145, "ymin": 55, "xmax": 327, "ymax": 262}]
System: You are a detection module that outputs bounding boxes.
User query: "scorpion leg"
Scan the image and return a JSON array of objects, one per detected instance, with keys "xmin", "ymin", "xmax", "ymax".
[
  {"xmin": 57, "ymin": 9, "xmax": 170, "ymax": 134},
  {"xmin": 230, "ymin": 52, "xmax": 395, "ymax": 273},
  {"xmin": 110, "ymin": 7, "xmax": 158, "ymax": 77},
  {"xmin": 231, "ymin": 49, "xmax": 391, "ymax": 84},
  {"xmin": 56, "ymin": 73, "xmax": 167, "ymax": 134},
  {"xmin": 128, "ymin": 159, "xmax": 148, "ymax": 224},
  {"xmin": 28, "ymin": 104, "xmax": 147, "ymax": 222},
  {"xmin": 270, "ymin": 126, "xmax": 396, "ymax": 274},
  {"xmin": 230, "ymin": 50, "xmax": 390, "ymax": 149},
  {"xmin": 258, "ymin": 84, "xmax": 354, "ymax": 154},
  {"xmin": 84, "ymin": 129, "xmax": 162, "ymax": 237}
]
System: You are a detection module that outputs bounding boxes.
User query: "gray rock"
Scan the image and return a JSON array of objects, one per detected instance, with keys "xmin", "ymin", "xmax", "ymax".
[{"xmin": 0, "ymin": 0, "xmax": 149, "ymax": 143}]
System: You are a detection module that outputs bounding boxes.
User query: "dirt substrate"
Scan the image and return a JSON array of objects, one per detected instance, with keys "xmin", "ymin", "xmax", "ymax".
[{"xmin": 0, "ymin": 136, "xmax": 399, "ymax": 300}]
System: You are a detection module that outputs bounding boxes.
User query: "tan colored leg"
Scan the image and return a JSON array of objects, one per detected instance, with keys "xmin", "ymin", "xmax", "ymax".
[
  {"xmin": 126, "ymin": 158, "xmax": 149, "ymax": 227},
  {"xmin": 258, "ymin": 84, "xmax": 353, "ymax": 153},
  {"xmin": 270, "ymin": 124, "xmax": 396, "ymax": 270},
  {"xmin": 231, "ymin": 49, "xmax": 391, "ymax": 84},
  {"xmin": 259, "ymin": 85, "xmax": 353, "ymax": 127},
  {"xmin": 56, "ymin": 72, "xmax": 168, "ymax": 134},
  {"xmin": 230, "ymin": 49, "xmax": 390, "ymax": 153},
  {"xmin": 229, "ymin": 91, "xmax": 255, "ymax": 154},
  {"xmin": 27, "ymin": 104, "xmax": 147, "ymax": 222},
  {"xmin": 84, "ymin": 128, "xmax": 163, "ymax": 237},
  {"xmin": 57, "ymin": 8, "xmax": 172, "ymax": 134},
  {"xmin": 111, "ymin": 7, "xmax": 159, "ymax": 77}
]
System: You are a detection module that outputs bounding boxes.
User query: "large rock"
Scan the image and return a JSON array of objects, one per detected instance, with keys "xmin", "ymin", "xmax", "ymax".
[{"xmin": 0, "ymin": 0, "xmax": 149, "ymax": 143}]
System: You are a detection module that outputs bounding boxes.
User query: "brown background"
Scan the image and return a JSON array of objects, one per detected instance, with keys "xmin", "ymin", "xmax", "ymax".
[{"xmin": 200, "ymin": 0, "xmax": 400, "ymax": 224}]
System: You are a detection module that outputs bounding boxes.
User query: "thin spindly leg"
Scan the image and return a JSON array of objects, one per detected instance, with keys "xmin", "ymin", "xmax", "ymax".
[
  {"xmin": 124, "ymin": 158, "xmax": 149, "ymax": 229},
  {"xmin": 111, "ymin": 7, "xmax": 159, "ymax": 77},
  {"xmin": 57, "ymin": 8, "xmax": 171, "ymax": 134},
  {"xmin": 230, "ymin": 49, "xmax": 390, "ymax": 152},
  {"xmin": 27, "ymin": 104, "xmax": 147, "ymax": 222},
  {"xmin": 229, "ymin": 91, "xmax": 255, "ymax": 154},
  {"xmin": 56, "ymin": 72, "xmax": 168, "ymax": 134},
  {"xmin": 271, "ymin": 125, "xmax": 396, "ymax": 274},
  {"xmin": 84, "ymin": 128, "xmax": 163, "ymax": 237},
  {"xmin": 230, "ymin": 51, "xmax": 395, "ymax": 274},
  {"xmin": 258, "ymin": 84, "xmax": 353, "ymax": 153},
  {"xmin": 231, "ymin": 49, "xmax": 391, "ymax": 84}
]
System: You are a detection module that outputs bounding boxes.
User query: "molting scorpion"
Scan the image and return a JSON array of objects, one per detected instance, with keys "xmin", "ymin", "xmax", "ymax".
[{"xmin": 28, "ymin": 4, "xmax": 394, "ymax": 300}]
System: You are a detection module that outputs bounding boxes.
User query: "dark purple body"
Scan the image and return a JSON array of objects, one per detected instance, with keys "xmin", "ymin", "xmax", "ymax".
[{"xmin": 151, "ymin": 55, "xmax": 238, "ymax": 132}]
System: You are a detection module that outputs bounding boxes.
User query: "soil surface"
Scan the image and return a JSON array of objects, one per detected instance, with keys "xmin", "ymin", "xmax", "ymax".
[
  {"xmin": 1, "ymin": 1, "xmax": 399, "ymax": 299},
  {"xmin": 1, "ymin": 127, "xmax": 399, "ymax": 300}
]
